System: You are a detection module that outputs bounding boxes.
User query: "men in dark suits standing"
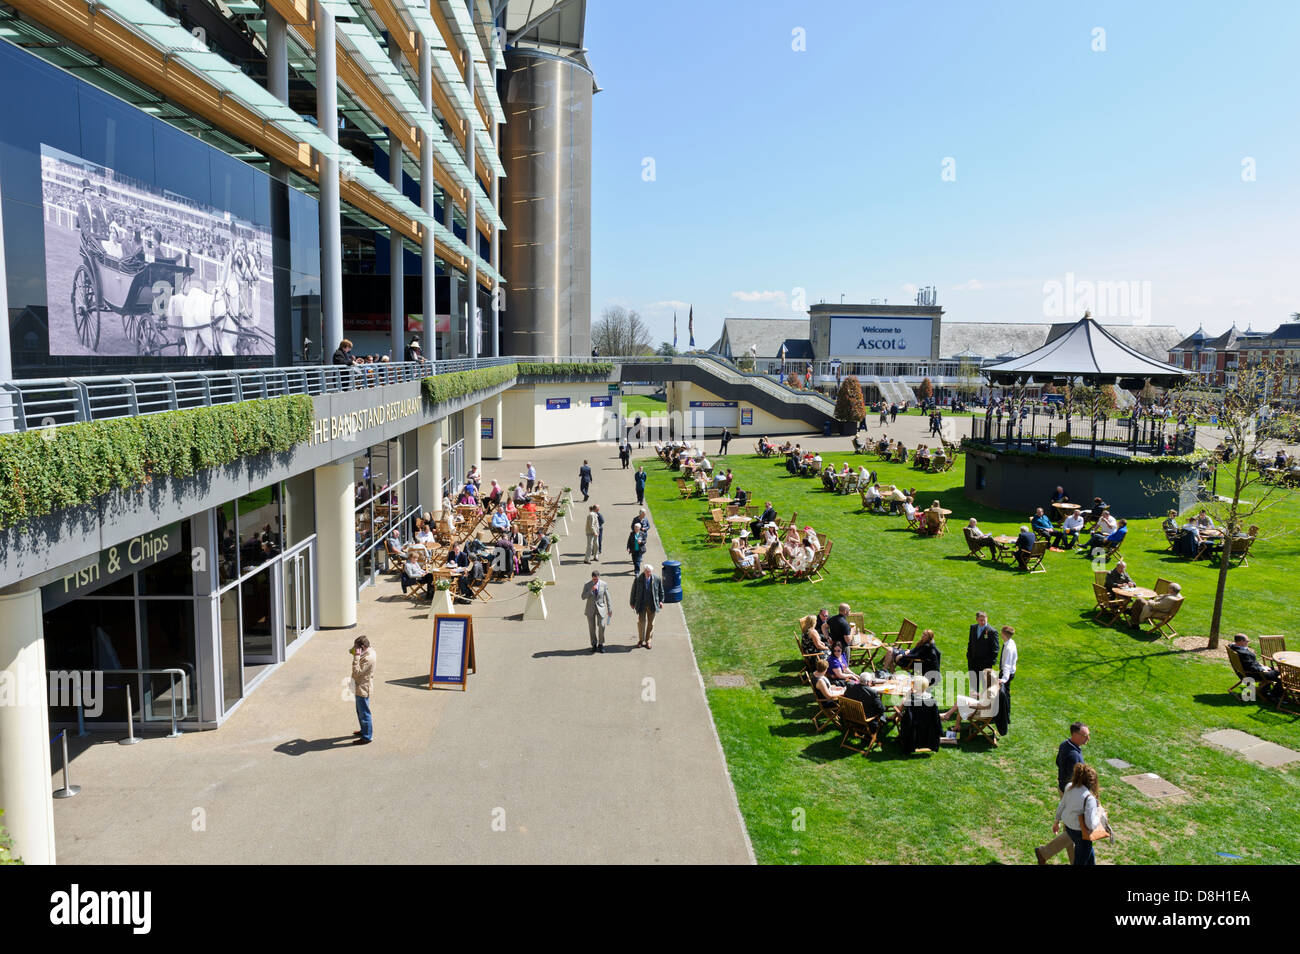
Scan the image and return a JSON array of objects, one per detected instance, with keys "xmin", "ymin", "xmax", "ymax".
[
  {"xmin": 966, "ymin": 611, "xmax": 998, "ymax": 692},
  {"xmin": 630, "ymin": 563, "xmax": 664, "ymax": 649},
  {"xmin": 719, "ymin": 426, "xmax": 732, "ymax": 456}
]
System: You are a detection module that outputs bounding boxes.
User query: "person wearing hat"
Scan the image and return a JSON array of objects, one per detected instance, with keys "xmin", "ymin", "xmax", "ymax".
[
  {"xmin": 404, "ymin": 338, "xmax": 425, "ymax": 363},
  {"xmin": 75, "ymin": 179, "xmax": 99, "ymax": 240},
  {"xmin": 580, "ymin": 569, "xmax": 613, "ymax": 653}
]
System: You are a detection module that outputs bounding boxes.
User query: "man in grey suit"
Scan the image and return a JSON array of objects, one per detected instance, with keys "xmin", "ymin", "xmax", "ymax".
[
  {"xmin": 630, "ymin": 562, "xmax": 664, "ymax": 649},
  {"xmin": 581, "ymin": 570, "xmax": 613, "ymax": 653}
]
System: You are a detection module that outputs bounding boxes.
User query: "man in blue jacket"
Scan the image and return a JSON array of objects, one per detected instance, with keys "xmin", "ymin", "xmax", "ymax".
[{"xmin": 634, "ymin": 465, "xmax": 648, "ymax": 506}]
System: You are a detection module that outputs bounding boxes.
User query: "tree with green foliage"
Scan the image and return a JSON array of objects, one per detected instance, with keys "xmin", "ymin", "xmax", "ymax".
[
  {"xmin": 834, "ymin": 375, "xmax": 867, "ymax": 423},
  {"xmin": 0, "ymin": 810, "xmax": 20, "ymax": 864},
  {"xmin": 918, "ymin": 377, "xmax": 934, "ymax": 401},
  {"xmin": 656, "ymin": 342, "xmax": 678, "ymax": 357},
  {"xmin": 956, "ymin": 357, "xmax": 981, "ymax": 399}
]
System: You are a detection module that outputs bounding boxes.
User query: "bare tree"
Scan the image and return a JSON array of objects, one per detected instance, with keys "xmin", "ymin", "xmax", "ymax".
[
  {"xmin": 1165, "ymin": 354, "xmax": 1292, "ymax": 649},
  {"xmin": 592, "ymin": 306, "xmax": 651, "ymax": 357}
]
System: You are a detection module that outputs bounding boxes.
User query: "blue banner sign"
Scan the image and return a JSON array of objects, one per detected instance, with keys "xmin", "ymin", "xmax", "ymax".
[{"xmin": 546, "ymin": 398, "xmax": 571, "ymax": 410}]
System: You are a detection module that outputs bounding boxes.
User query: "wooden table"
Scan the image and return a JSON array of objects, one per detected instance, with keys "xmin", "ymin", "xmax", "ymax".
[
  {"xmin": 1273, "ymin": 651, "xmax": 1300, "ymax": 668},
  {"xmin": 991, "ymin": 535, "xmax": 1015, "ymax": 561},
  {"xmin": 1113, "ymin": 585, "xmax": 1157, "ymax": 601},
  {"xmin": 933, "ymin": 508, "xmax": 953, "ymax": 515},
  {"xmin": 725, "ymin": 515, "xmax": 751, "ymax": 524}
]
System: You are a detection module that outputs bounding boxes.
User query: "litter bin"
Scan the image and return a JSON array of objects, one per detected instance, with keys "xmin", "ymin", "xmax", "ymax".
[
  {"xmin": 662, "ymin": 560, "xmax": 683, "ymax": 603},
  {"xmin": 823, "ymin": 421, "xmax": 833, "ymax": 437}
]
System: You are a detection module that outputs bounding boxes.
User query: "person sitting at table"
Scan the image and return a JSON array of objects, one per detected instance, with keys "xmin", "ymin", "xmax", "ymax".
[
  {"xmin": 1050, "ymin": 510, "xmax": 1083, "ymax": 551},
  {"xmin": 857, "ymin": 464, "xmax": 872, "ymax": 487},
  {"xmin": 399, "ymin": 555, "xmax": 434, "ymax": 596},
  {"xmin": 821, "ymin": 465, "xmax": 837, "ymax": 491},
  {"xmin": 811, "ymin": 658, "xmax": 846, "ymax": 716},
  {"xmin": 921, "ymin": 500, "xmax": 946, "ymax": 535},
  {"xmin": 1175, "ymin": 517, "xmax": 1204, "ymax": 559},
  {"xmin": 1011, "ymin": 525, "xmax": 1038, "ymax": 569},
  {"xmin": 895, "ymin": 443, "xmax": 908, "ymax": 463},
  {"xmin": 512, "ymin": 481, "xmax": 529, "ymax": 505},
  {"xmin": 730, "ymin": 531, "xmax": 760, "ymax": 569},
  {"xmin": 882, "ymin": 484, "xmax": 907, "ymax": 514},
  {"xmin": 803, "ymin": 526, "xmax": 821, "ymax": 553},
  {"xmin": 862, "ymin": 482, "xmax": 885, "ymax": 512},
  {"xmin": 1274, "ymin": 450, "xmax": 1288, "ymax": 469},
  {"xmin": 1195, "ymin": 509, "xmax": 1216, "ymax": 530},
  {"xmin": 457, "ymin": 486, "xmax": 477, "ymax": 507},
  {"xmin": 759, "ymin": 521, "xmax": 780, "ymax": 550},
  {"xmin": 827, "ymin": 641, "xmax": 862, "ymax": 686},
  {"xmin": 940, "ymin": 668, "xmax": 1001, "ymax": 728},
  {"xmin": 1227, "ymin": 634, "xmax": 1282, "ymax": 699},
  {"xmin": 800, "ymin": 615, "xmax": 831, "ymax": 660},
  {"xmin": 1103, "ymin": 559, "xmax": 1134, "ymax": 596},
  {"xmin": 752, "ymin": 501, "xmax": 778, "ymax": 536},
  {"xmin": 1050, "ymin": 486, "xmax": 1069, "ymax": 506},
  {"xmin": 490, "ymin": 506, "xmax": 511, "ymax": 533},
  {"xmin": 384, "ymin": 529, "xmax": 405, "ymax": 563},
  {"xmin": 412, "ymin": 519, "xmax": 433, "ymax": 546},
  {"xmin": 1030, "ymin": 507, "xmax": 1054, "ymax": 538},
  {"xmin": 485, "ymin": 479, "xmax": 503, "ymax": 510},
  {"xmin": 1084, "ymin": 509, "xmax": 1118, "ymax": 549},
  {"xmin": 965, "ymin": 518, "xmax": 996, "ymax": 557},
  {"xmin": 1161, "ymin": 509, "xmax": 1179, "ymax": 537},
  {"xmin": 1094, "ymin": 517, "xmax": 1127, "ymax": 553},
  {"xmin": 884, "ymin": 628, "xmax": 941, "ymax": 679},
  {"xmin": 465, "ymin": 464, "xmax": 481, "ymax": 490},
  {"xmin": 915, "ymin": 445, "xmax": 931, "ymax": 468},
  {"xmin": 501, "ymin": 495, "xmax": 518, "ymax": 522},
  {"xmin": 1127, "ymin": 582, "xmax": 1182, "ymax": 628},
  {"xmin": 902, "ymin": 496, "xmax": 920, "ymax": 524},
  {"xmin": 851, "ymin": 433, "xmax": 864, "ymax": 454}
]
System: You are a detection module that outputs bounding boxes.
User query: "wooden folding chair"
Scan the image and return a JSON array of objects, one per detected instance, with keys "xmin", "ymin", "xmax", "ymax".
[
  {"xmin": 807, "ymin": 540, "xmax": 832, "ymax": 583},
  {"xmin": 1094, "ymin": 570, "xmax": 1108, "ymax": 587},
  {"xmin": 1154, "ymin": 577, "xmax": 1175, "ymax": 595},
  {"xmin": 730, "ymin": 548, "xmax": 765, "ymax": 579},
  {"xmin": 1257, "ymin": 635, "xmax": 1286, "ymax": 667},
  {"xmin": 905, "ymin": 510, "xmax": 923, "ymax": 533},
  {"xmin": 1145, "ymin": 598, "xmax": 1183, "ymax": 639},
  {"xmin": 811, "ymin": 688, "xmax": 842, "ymax": 732},
  {"xmin": 963, "ymin": 529, "xmax": 990, "ymax": 559},
  {"xmin": 1276, "ymin": 663, "xmax": 1300, "ymax": 714},
  {"xmin": 837, "ymin": 697, "xmax": 885, "ymax": 754},
  {"xmin": 466, "ymin": 567, "xmax": 495, "ymax": 602},
  {"xmin": 1017, "ymin": 540, "xmax": 1048, "ymax": 573},
  {"xmin": 960, "ymin": 708, "xmax": 999, "ymax": 747},
  {"xmin": 704, "ymin": 520, "xmax": 728, "ymax": 546},
  {"xmin": 1223, "ymin": 526, "xmax": 1258, "ymax": 567},
  {"xmin": 1092, "ymin": 583, "xmax": 1126, "ymax": 625},
  {"xmin": 1226, "ymin": 647, "xmax": 1250, "ymax": 696},
  {"xmin": 795, "ymin": 636, "xmax": 823, "ymax": 685},
  {"xmin": 883, "ymin": 618, "xmax": 917, "ymax": 654}
]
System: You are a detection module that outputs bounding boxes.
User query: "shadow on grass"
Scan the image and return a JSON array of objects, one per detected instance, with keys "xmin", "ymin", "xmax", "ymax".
[{"xmin": 1191, "ymin": 693, "xmax": 1300, "ymax": 725}]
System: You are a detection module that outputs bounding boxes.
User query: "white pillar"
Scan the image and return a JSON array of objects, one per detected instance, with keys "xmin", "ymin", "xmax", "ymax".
[
  {"xmin": 389, "ymin": 42, "xmax": 405, "ymax": 362},
  {"xmin": 418, "ymin": 422, "xmax": 442, "ymax": 518},
  {"xmin": 314, "ymin": 460, "xmax": 357, "ymax": 628},
  {"xmin": 467, "ymin": 404, "xmax": 482, "ymax": 474},
  {"xmin": 483, "ymin": 393, "xmax": 503, "ymax": 459},
  {"xmin": 266, "ymin": 8, "xmax": 289, "ymax": 103},
  {"xmin": 0, "ymin": 587, "xmax": 56, "ymax": 865},
  {"xmin": 316, "ymin": 4, "xmax": 344, "ymax": 356},
  {"xmin": 418, "ymin": 35, "xmax": 437, "ymax": 362}
]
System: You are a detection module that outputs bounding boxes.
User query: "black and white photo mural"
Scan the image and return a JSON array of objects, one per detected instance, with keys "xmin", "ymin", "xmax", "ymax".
[{"xmin": 40, "ymin": 144, "xmax": 275, "ymax": 358}]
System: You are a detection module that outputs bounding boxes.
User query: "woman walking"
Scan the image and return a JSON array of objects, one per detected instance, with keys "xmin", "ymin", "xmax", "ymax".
[{"xmin": 1053, "ymin": 762, "xmax": 1108, "ymax": 865}]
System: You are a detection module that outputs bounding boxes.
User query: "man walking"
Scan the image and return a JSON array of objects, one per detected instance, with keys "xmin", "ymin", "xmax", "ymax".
[
  {"xmin": 966, "ymin": 611, "xmax": 998, "ymax": 692},
  {"xmin": 350, "ymin": 635, "xmax": 375, "ymax": 744},
  {"xmin": 595, "ymin": 504, "xmax": 605, "ymax": 555},
  {"xmin": 584, "ymin": 505, "xmax": 600, "ymax": 563},
  {"xmin": 619, "ymin": 441, "xmax": 631, "ymax": 469},
  {"xmin": 634, "ymin": 465, "xmax": 648, "ymax": 506},
  {"xmin": 719, "ymin": 426, "xmax": 732, "ymax": 456},
  {"xmin": 1035, "ymin": 722, "xmax": 1089, "ymax": 864},
  {"xmin": 627, "ymin": 521, "xmax": 647, "ymax": 574},
  {"xmin": 578, "ymin": 459, "xmax": 593, "ymax": 501},
  {"xmin": 581, "ymin": 570, "xmax": 613, "ymax": 653},
  {"xmin": 630, "ymin": 562, "xmax": 664, "ymax": 649}
]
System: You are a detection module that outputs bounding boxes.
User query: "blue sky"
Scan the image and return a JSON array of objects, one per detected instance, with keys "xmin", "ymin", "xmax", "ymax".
[{"xmin": 585, "ymin": 0, "xmax": 1300, "ymax": 346}]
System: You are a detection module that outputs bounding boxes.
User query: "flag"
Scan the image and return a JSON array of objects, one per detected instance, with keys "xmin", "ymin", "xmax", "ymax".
[
  {"xmin": 688, "ymin": 305, "xmax": 695, "ymax": 348},
  {"xmin": 673, "ymin": 311, "xmax": 678, "ymax": 349}
]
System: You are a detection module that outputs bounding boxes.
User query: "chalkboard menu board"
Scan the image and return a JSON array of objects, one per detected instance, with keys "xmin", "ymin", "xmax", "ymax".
[{"xmin": 429, "ymin": 614, "xmax": 476, "ymax": 690}]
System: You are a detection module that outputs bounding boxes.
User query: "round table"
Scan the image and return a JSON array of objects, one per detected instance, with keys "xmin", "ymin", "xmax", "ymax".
[
  {"xmin": 992, "ymin": 535, "xmax": 1015, "ymax": 546},
  {"xmin": 1052, "ymin": 502, "xmax": 1081, "ymax": 513},
  {"xmin": 725, "ymin": 515, "xmax": 750, "ymax": 524},
  {"xmin": 1113, "ymin": 585, "xmax": 1157, "ymax": 600},
  {"xmin": 933, "ymin": 508, "xmax": 953, "ymax": 515},
  {"xmin": 1273, "ymin": 651, "xmax": 1300, "ymax": 668}
]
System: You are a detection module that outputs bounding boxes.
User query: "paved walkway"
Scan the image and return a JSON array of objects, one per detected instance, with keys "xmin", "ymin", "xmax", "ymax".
[{"xmin": 51, "ymin": 442, "xmax": 753, "ymax": 864}]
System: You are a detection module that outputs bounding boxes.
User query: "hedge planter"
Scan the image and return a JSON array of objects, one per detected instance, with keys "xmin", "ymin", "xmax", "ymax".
[{"xmin": 524, "ymin": 586, "xmax": 549, "ymax": 621}]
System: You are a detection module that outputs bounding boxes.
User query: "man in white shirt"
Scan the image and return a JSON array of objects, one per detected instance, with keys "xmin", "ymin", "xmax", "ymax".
[
  {"xmin": 902, "ymin": 497, "xmax": 918, "ymax": 522},
  {"xmin": 862, "ymin": 482, "xmax": 883, "ymax": 512},
  {"xmin": 1051, "ymin": 511, "xmax": 1084, "ymax": 550},
  {"xmin": 999, "ymin": 626, "xmax": 1018, "ymax": 706},
  {"xmin": 526, "ymin": 462, "xmax": 537, "ymax": 491}
]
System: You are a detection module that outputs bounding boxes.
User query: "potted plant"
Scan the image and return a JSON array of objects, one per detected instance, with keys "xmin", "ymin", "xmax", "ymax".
[
  {"xmin": 536, "ymin": 549, "xmax": 556, "ymax": 581},
  {"xmin": 433, "ymin": 577, "xmax": 456, "ymax": 614},
  {"xmin": 524, "ymin": 578, "xmax": 550, "ymax": 620}
]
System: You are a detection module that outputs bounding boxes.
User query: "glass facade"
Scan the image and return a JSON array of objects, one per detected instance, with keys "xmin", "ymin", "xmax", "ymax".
[
  {"xmin": 353, "ymin": 437, "xmax": 420, "ymax": 592},
  {"xmin": 0, "ymin": 39, "xmax": 321, "ymax": 378}
]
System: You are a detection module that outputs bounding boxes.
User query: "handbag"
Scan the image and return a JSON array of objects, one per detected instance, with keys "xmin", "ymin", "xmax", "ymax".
[{"xmin": 1079, "ymin": 795, "xmax": 1112, "ymax": 842}]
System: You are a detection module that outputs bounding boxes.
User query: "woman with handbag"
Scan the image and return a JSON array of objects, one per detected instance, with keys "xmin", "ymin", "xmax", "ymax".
[{"xmin": 1053, "ymin": 762, "xmax": 1109, "ymax": 865}]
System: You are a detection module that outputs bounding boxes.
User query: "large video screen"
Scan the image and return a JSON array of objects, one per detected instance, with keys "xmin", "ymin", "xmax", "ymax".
[{"xmin": 39, "ymin": 144, "xmax": 274, "ymax": 358}]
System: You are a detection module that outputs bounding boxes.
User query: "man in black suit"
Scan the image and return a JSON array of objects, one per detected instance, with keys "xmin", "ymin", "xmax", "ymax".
[
  {"xmin": 578, "ymin": 460, "xmax": 593, "ymax": 501},
  {"xmin": 719, "ymin": 426, "xmax": 732, "ymax": 456},
  {"xmin": 966, "ymin": 611, "xmax": 998, "ymax": 692},
  {"xmin": 1229, "ymin": 634, "xmax": 1281, "ymax": 698},
  {"xmin": 752, "ymin": 500, "xmax": 778, "ymax": 536}
]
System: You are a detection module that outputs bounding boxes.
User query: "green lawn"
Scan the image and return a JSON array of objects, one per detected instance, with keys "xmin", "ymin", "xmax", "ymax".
[
  {"xmin": 645, "ymin": 450, "xmax": 1300, "ymax": 864},
  {"xmin": 620, "ymin": 394, "xmax": 667, "ymax": 418}
]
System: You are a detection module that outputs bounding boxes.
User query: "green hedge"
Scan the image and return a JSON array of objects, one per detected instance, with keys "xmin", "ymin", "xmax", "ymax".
[
  {"xmin": 517, "ymin": 361, "xmax": 613, "ymax": 377},
  {"xmin": 961, "ymin": 438, "xmax": 1211, "ymax": 469},
  {"xmin": 0, "ymin": 395, "xmax": 313, "ymax": 531},
  {"xmin": 421, "ymin": 363, "xmax": 518, "ymax": 405}
]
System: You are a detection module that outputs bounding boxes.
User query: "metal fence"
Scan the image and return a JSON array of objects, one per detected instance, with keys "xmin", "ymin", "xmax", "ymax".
[
  {"xmin": 968, "ymin": 411, "xmax": 1195, "ymax": 458},
  {"xmin": 1, "ymin": 352, "xmax": 843, "ymax": 433}
]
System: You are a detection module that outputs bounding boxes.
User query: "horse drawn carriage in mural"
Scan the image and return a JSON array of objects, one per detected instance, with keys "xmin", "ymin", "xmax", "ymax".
[{"xmin": 70, "ymin": 233, "xmax": 271, "ymax": 357}]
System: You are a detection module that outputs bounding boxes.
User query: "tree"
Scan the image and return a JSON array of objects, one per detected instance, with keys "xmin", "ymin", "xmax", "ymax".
[
  {"xmin": 1164, "ymin": 354, "xmax": 1292, "ymax": 649},
  {"xmin": 956, "ymin": 357, "xmax": 981, "ymax": 400},
  {"xmin": 834, "ymin": 375, "xmax": 867, "ymax": 423},
  {"xmin": 918, "ymin": 377, "xmax": 934, "ymax": 401},
  {"xmin": 656, "ymin": 341, "xmax": 678, "ymax": 357},
  {"xmin": 591, "ymin": 306, "xmax": 651, "ymax": 357}
]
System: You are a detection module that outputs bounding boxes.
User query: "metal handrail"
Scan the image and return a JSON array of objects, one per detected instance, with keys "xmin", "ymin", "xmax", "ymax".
[
  {"xmin": 87, "ymin": 667, "xmax": 191, "ymax": 738},
  {"xmin": 1, "ymin": 352, "xmax": 839, "ymax": 432}
]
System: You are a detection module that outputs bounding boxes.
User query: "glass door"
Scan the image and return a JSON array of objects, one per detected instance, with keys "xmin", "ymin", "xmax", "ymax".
[{"xmin": 284, "ymin": 546, "xmax": 313, "ymax": 649}]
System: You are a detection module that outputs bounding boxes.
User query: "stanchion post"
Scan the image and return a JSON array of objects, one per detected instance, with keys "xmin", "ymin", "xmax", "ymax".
[
  {"xmin": 120, "ymin": 683, "xmax": 140, "ymax": 745},
  {"xmin": 53, "ymin": 731, "xmax": 80, "ymax": 798}
]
